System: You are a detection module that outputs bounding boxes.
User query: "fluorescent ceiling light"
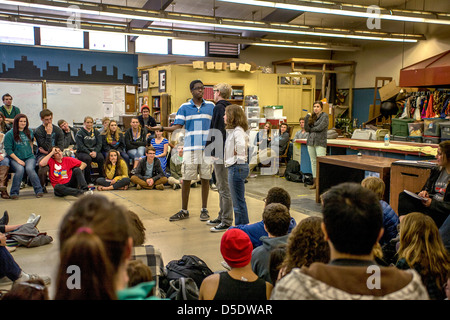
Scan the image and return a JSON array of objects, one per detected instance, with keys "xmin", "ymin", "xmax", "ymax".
[
  {"xmin": 219, "ymin": 0, "xmax": 450, "ymax": 26},
  {"xmin": 0, "ymin": 0, "xmax": 421, "ymax": 42}
]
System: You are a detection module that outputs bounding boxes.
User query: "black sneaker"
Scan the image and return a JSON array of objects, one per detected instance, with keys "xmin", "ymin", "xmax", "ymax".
[
  {"xmin": 206, "ymin": 218, "xmax": 221, "ymax": 226},
  {"xmin": 169, "ymin": 210, "xmax": 189, "ymax": 221},
  {"xmin": 210, "ymin": 223, "xmax": 230, "ymax": 232},
  {"xmin": 200, "ymin": 209, "xmax": 210, "ymax": 221}
]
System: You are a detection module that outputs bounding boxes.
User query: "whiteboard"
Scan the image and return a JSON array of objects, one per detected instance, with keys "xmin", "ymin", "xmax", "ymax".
[
  {"xmin": 45, "ymin": 82, "xmax": 126, "ymax": 126},
  {"xmin": 0, "ymin": 80, "xmax": 43, "ymax": 128}
]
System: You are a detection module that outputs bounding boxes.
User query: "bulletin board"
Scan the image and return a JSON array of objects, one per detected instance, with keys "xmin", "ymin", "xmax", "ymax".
[
  {"xmin": 0, "ymin": 80, "xmax": 43, "ymax": 128},
  {"xmin": 45, "ymin": 82, "xmax": 126, "ymax": 125}
]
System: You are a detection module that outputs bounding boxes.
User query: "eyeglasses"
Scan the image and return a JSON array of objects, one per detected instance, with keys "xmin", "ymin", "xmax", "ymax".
[{"xmin": 193, "ymin": 86, "xmax": 204, "ymax": 91}]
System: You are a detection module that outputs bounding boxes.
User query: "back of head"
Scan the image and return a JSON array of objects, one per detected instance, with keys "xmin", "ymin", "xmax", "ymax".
[
  {"xmin": 283, "ymin": 216, "xmax": 330, "ymax": 273},
  {"xmin": 262, "ymin": 203, "xmax": 290, "ymax": 237},
  {"xmin": 321, "ymin": 182, "xmax": 383, "ymax": 256},
  {"xmin": 214, "ymin": 83, "xmax": 232, "ymax": 99},
  {"xmin": 127, "ymin": 260, "xmax": 153, "ymax": 288},
  {"xmin": 220, "ymin": 229, "xmax": 253, "ymax": 269},
  {"xmin": 398, "ymin": 212, "xmax": 450, "ymax": 281},
  {"xmin": 55, "ymin": 195, "xmax": 130, "ymax": 300},
  {"xmin": 265, "ymin": 187, "xmax": 291, "ymax": 210},
  {"xmin": 126, "ymin": 210, "xmax": 146, "ymax": 246},
  {"xmin": 361, "ymin": 176, "xmax": 385, "ymax": 200},
  {"xmin": 1, "ymin": 278, "xmax": 49, "ymax": 300}
]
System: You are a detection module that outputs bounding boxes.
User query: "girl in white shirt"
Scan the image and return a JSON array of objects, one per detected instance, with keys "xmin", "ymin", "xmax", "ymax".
[{"xmin": 224, "ymin": 105, "xmax": 250, "ymax": 225}]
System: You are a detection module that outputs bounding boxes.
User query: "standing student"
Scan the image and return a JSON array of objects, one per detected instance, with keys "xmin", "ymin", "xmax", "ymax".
[
  {"xmin": 125, "ymin": 116, "xmax": 148, "ymax": 171},
  {"xmin": 205, "ymin": 83, "xmax": 234, "ymax": 232},
  {"xmin": 130, "ymin": 146, "xmax": 168, "ymax": 190},
  {"xmin": 149, "ymin": 129, "xmax": 169, "ymax": 173},
  {"xmin": 39, "ymin": 147, "xmax": 92, "ymax": 197},
  {"xmin": 224, "ymin": 104, "xmax": 250, "ymax": 225},
  {"xmin": 96, "ymin": 150, "xmax": 131, "ymax": 191},
  {"xmin": 151, "ymin": 80, "xmax": 214, "ymax": 222},
  {"xmin": 75, "ymin": 116, "xmax": 105, "ymax": 185},
  {"xmin": 304, "ymin": 101, "xmax": 329, "ymax": 189},
  {"xmin": 101, "ymin": 119, "xmax": 129, "ymax": 166},
  {"xmin": 0, "ymin": 94, "xmax": 21, "ymax": 125},
  {"xmin": 4, "ymin": 114, "xmax": 44, "ymax": 199},
  {"xmin": 34, "ymin": 109, "xmax": 64, "ymax": 191}
]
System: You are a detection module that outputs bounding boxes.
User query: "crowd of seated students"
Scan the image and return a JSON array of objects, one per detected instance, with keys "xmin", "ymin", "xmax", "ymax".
[{"xmin": 0, "ymin": 104, "xmax": 176, "ymax": 197}]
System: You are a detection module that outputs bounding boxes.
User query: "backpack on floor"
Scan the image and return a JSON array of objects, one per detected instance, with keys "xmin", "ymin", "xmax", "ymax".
[
  {"xmin": 284, "ymin": 160, "xmax": 303, "ymax": 183},
  {"xmin": 166, "ymin": 277, "xmax": 199, "ymax": 300},
  {"xmin": 165, "ymin": 255, "xmax": 213, "ymax": 289}
]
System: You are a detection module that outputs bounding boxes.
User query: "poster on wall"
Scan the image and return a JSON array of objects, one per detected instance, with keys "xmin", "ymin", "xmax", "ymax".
[
  {"xmin": 142, "ymin": 71, "xmax": 149, "ymax": 91},
  {"xmin": 159, "ymin": 70, "xmax": 166, "ymax": 93}
]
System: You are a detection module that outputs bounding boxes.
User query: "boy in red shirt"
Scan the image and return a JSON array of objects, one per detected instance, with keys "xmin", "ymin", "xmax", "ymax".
[{"xmin": 39, "ymin": 147, "xmax": 92, "ymax": 197}]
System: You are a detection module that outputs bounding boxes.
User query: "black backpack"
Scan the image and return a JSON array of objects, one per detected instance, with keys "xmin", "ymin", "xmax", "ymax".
[
  {"xmin": 284, "ymin": 160, "xmax": 303, "ymax": 183},
  {"xmin": 165, "ymin": 255, "xmax": 213, "ymax": 289},
  {"xmin": 166, "ymin": 277, "xmax": 199, "ymax": 300}
]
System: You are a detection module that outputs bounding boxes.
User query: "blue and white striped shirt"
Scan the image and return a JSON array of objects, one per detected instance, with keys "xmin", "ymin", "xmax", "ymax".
[{"xmin": 173, "ymin": 99, "xmax": 214, "ymax": 152}]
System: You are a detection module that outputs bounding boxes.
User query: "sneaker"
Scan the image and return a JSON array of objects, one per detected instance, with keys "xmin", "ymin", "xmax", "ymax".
[
  {"xmin": 172, "ymin": 183, "xmax": 181, "ymax": 190},
  {"xmin": 210, "ymin": 183, "xmax": 217, "ymax": 191},
  {"xmin": 169, "ymin": 210, "xmax": 189, "ymax": 221},
  {"xmin": 210, "ymin": 222, "xmax": 230, "ymax": 232},
  {"xmin": 15, "ymin": 272, "xmax": 51, "ymax": 286},
  {"xmin": 84, "ymin": 190, "xmax": 94, "ymax": 196},
  {"xmin": 0, "ymin": 210, "xmax": 9, "ymax": 225},
  {"xmin": 136, "ymin": 184, "xmax": 142, "ymax": 190},
  {"xmin": 155, "ymin": 184, "xmax": 164, "ymax": 190},
  {"xmin": 206, "ymin": 218, "xmax": 221, "ymax": 226},
  {"xmin": 27, "ymin": 213, "xmax": 37, "ymax": 223},
  {"xmin": 249, "ymin": 174, "xmax": 258, "ymax": 178},
  {"xmin": 200, "ymin": 209, "xmax": 210, "ymax": 221},
  {"xmin": 20, "ymin": 182, "xmax": 26, "ymax": 189},
  {"xmin": 36, "ymin": 193, "xmax": 44, "ymax": 198},
  {"xmin": 30, "ymin": 215, "xmax": 41, "ymax": 228}
]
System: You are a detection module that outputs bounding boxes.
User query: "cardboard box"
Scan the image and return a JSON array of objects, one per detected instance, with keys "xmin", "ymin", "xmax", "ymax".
[
  {"xmin": 206, "ymin": 61, "xmax": 215, "ymax": 69},
  {"xmin": 379, "ymin": 80, "xmax": 400, "ymax": 101},
  {"xmin": 229, "ymin": 63, "xmax": 237, "ymax": 71},
  {"xmin": 192, "ymin": 61, "xmax": 204, "ymax": 69},
  {"xmin": 215, "ymin": 62, "xmax": 226, "ymax": 70}
]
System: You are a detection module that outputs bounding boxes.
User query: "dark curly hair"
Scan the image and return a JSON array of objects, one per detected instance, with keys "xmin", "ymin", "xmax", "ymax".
[{"xmin": 281, "ymin": 216, "xmax": 330, "ymax": 275}]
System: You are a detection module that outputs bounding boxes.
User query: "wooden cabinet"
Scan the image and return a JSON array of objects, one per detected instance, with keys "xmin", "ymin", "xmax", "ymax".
[{"xmin": 389, "ymin": 162, "xmax": 433, "ymax": 214}]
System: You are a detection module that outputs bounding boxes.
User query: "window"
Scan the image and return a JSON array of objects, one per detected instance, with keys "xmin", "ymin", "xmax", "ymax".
[
  {"xmin": 40, "ymin": 26, "xmax": 84, "ymax": 48},
  {"xmin": 89, "ymin": 31, "xmax": 127, "ymax": 52},
  {"xmin": 0, "ymin": 22, "xmax": 34, "ymax": 45},
  {"xmin": 172, "ymin": 39, "xmax": 205, "ymax": 56},
  {"xmin": 135, "ymin": 35, "xmax": 168, "ymax": 55}
]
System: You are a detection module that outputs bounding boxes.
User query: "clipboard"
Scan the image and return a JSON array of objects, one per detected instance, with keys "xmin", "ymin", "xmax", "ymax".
[{"xmin": 403, "ymin": 190, "xmax": 428, "ymax": 201}]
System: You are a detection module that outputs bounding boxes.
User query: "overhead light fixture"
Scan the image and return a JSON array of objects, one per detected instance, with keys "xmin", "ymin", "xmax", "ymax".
[
  {"xmin": 0, "ymin": 0, "xmax": 422, "ymax": 42},
  {"xmin": 218, "ymin": 0, "xmax": 450, "ymax": 26},
  {"xmin": 0, "ymin": 13, "xmax": 362, "ymax": 51}
]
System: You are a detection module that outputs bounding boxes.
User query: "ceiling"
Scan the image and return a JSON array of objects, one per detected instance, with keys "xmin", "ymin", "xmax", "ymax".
[{"xmin": 0, "ymin": 0, "xmax": 449, "ymax": 52}]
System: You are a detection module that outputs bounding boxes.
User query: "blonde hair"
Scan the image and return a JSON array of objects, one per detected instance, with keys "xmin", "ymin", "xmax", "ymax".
[
  {"xmin": 213, "ymin": 83, "xmax": 232, "ymax": 99},
  {"xmin": 398, "ymin": 212, "xmax": 450, "ymax": 292},
  {"xmin": 361, "ymin": 176, "xmax": 385, "ymax": 200}
]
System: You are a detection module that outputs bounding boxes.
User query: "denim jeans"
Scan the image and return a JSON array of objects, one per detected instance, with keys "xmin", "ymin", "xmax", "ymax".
[
  {"xmin": 127, "ymin": 147, "xmax": 146, "ymax": 164},
  {"xmin": 0, "ymin": 246, "xmax": 21, "ymax": 281},
  {"xmin": 214, "ymin": 162, "xmax": 233, "ymax": 226},
  {"xmin": 9, "ymin": 157, "xmax": 43, "ymax": 196},
  {"xmin": 0, "ymin": 156, "xmax": 10, "ymax": 166},
  {"xmin": 228, "ymin": 163, "xmax": 249, "ymax": 225}
]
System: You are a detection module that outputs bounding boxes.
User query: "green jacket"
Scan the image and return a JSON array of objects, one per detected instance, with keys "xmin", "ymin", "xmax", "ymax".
[{"xmin": 117, "ymin": 281, "xmax": 162, "ymax": 300}]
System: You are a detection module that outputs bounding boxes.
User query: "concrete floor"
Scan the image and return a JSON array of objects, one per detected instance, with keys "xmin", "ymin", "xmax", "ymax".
[{"xmin": 0, "ymin": 172, "xmax": 321, "ymax": 298}]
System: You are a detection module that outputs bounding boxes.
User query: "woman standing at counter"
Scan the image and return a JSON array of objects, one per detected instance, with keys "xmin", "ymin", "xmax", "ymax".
[{"xmin": 304, "ymin": 101, "xmax": 328, "ymax": 189}]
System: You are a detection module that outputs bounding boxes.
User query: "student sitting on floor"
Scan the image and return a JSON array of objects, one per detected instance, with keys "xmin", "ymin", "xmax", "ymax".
[
  {"xmin": 39, "ymin": 147, "xmax": 92, "ymax": 197},
  {"xmin": 96, "ymin": 150, "xmax": 131, "ymax": 191},
  {"xmin": 130, "ymin": 146, "xmax": 168, "ymax": 190},
  {"xmin": 229, "ymin": 187, "xmax": 296, "ymax": 248}
]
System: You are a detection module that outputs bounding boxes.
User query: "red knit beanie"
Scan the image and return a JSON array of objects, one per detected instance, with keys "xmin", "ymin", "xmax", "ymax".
[
  {"xmin": 141, "ymin": 105, "xmax": 150, "ymax": 112},
  {"xmin": 220, "ymin": 229, "xmax": 253, "ymax": 268}
]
